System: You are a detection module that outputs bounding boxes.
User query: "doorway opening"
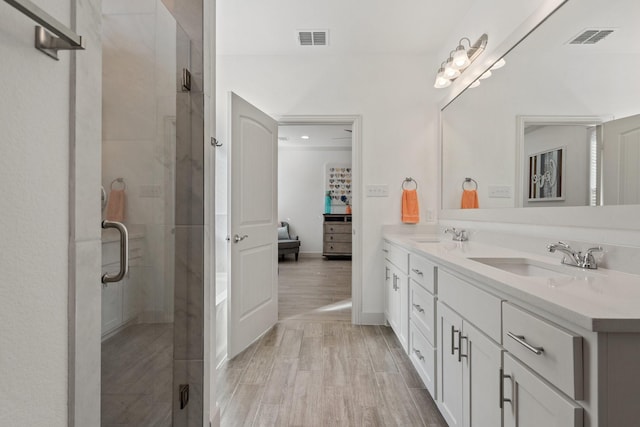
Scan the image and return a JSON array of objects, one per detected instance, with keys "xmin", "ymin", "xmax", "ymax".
[
  {"xmin": 276, "ymin": 123, "xmax": 353, "ymax": 321},
  {"xmin": 214, "ymin": 114, "xmax": 362, "ymax": 366}
]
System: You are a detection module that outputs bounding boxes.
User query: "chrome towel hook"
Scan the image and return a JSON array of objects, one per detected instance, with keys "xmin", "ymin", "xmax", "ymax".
[
  {"xmin": 402, "ymin": 177, "xmax": 418, "ymax": 190},
  {"xmin": 462, "ymin": 177, "xmax": 478, "ymax": 191}
]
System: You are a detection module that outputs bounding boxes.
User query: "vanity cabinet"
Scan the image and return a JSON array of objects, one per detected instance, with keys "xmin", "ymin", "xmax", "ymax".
[
  {"xmin": 383, "ymin": 241, "xmax": 409, "ymax": 351},
  {"xmin": 101, "ymin": 234, "xmax": 144, "ymax": 337}
]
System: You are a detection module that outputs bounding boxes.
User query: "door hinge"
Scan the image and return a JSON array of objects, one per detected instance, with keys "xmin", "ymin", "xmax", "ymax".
[
  {"xmin": 181, "ymin": 68, "xmax": 191, "ymax": 92},
  {"xmin": 179, "ymin": 384, "xmax": 190, "ymax": 409}
]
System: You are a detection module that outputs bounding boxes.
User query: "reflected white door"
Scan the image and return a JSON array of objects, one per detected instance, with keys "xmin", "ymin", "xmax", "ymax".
[
  {"xmin": 603, "ymin": 114, "xmax": 640, "ymax": 204},
  {"xmin": 228, "ymin": 92, "xmax": 278, "ymax": 358}
]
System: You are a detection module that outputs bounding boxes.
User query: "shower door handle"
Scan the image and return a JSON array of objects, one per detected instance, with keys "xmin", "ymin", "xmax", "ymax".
[{"xmin": 101, "ymin": 220, "xmax": 129, "ymax": 284}]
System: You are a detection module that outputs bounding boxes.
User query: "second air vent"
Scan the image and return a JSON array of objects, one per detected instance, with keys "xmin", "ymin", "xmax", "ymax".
[
  {"xmin": 297, "ymin": 30, "xmax": 329, "ymax": 46},
  {"xmin": 568, "ymin": 29, "xmax": 615, "ymax": 45}
]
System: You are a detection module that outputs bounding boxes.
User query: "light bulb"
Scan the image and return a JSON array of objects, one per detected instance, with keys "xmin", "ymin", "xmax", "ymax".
[
  {"xmin": 490, "ymin": 58, "xmax": 506, "ymax": 70},
  {"xmin": 479, "ymin": 69, "xmax": 492, "ymax": 80},
  {"xmin": 469, "ymin": 80, "xmax": 480, "ymax": 88},
  {"xmin": 452, "ymin": 46, "xmax": 471, "ymax": 69},
  {"xmin": 434, "ymin": 68, "xmax": 451, "ymax": 88},
  {"xmin": 443, "ymin": 58, "xmax": 461, "ymax": 79}
]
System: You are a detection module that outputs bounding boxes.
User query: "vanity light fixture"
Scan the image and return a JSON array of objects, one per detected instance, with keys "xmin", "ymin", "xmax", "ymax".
[
  {"xmin": 434, "ymin": 62, "xmax": 452, "ymax": 88},
  {"xmin": 479, "ymin": 69, "xmax": 492, "ymax": 80},
  {"xmin": 490, "ymin": 58, "xmax": 506, "ymax": 70},
  {"xmin": 433, "ymin": 34, "xmax": 488, "ymax": 89},
  {"xmin": 469, "ymin": 80, "xmax": 481, "ymax": 88}
]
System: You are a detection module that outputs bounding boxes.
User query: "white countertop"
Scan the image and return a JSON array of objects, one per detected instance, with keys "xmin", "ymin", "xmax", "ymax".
[{"xmin": 384, "ymin": 233, "xmax": 640, "ymax": 333}]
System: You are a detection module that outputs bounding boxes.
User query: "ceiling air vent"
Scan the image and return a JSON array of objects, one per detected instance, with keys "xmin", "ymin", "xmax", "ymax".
[
  {"xmin": 297, "ymin": 30, "xmax": 329, "ymax": 46},
  {"xmin": 568, "ymin": 29, "xmax": 615, "ymax": 45}
]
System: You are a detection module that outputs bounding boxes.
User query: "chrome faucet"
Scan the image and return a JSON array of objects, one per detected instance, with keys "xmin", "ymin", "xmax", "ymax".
[
  {"xmin": 546, "ymin": 241, "xmax": 603, "ymax": 269},
  {"xmin": 444, "ymin": 227, "xmax": 468, "ymax": 242}
]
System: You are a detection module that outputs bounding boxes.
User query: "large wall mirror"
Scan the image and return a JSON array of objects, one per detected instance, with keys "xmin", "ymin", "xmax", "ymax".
[{"xmin": 441, "ymin": 0, "xmax": 640, "ymax": 211}]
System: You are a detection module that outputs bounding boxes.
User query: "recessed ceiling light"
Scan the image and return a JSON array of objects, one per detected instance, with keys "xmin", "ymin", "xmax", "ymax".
[{"xmin": 301, "ymin": 135, "xmax": 310, "ymax": 140}]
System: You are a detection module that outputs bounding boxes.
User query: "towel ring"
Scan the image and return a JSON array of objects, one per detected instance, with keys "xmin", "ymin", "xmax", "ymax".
[
  {"xmin": 110, "ymin": 177, "xmax": 126, "ymax": 191},
  {"xmin": 402, "ymin": 177, "xmax": 418, "ymax": 190},
  {"xmin": 462, "ymin": 177, "xmax": 478, "ymax": 191}
]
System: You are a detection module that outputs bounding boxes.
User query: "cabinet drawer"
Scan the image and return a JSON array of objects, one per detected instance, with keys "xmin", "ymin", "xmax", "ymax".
[
  {"xmin": 383, "ymin": 241, "xmax": 409, "ymax": 273},
  {"xmin": 324, "ymin": 223, "xmax": 351, "ymax": 234},
  {"xmin": 438, "ymin": 269, "xmax": 502, "ymax": 342},
  {"xmin": 503, "ymin": 302, "xmax": 583, "ymax": 400},
  {"xmin": 323, "ymin": 242, "xmax": 351, "ymax": 254},
  {"xmin": 504, "ymin": 353, "xmax": 583, "ymax": 427},
  {"xmin": 409, "ymin": 321, "xmax": 436, "ymax": 397},
  {"xmin": 409, "ymin": 252, "xmax": 436, "ymax": 294},
  {"xmin": 324, "ymin": 233, "xmax": 352, "ymax": 243},
  {"xmin": 410, "ymin": 281, "xmax": 435, "ymax": 345}
]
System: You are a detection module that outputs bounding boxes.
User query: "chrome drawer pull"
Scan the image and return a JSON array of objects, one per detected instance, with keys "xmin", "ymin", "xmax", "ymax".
[
  {"xmin": 411, "ymin": 268, "xmax": 424, "ymax": 276},
  {"xmin": 413, "ymin": 348, "xmax": 425, "ymax": 361},
  {"xmin": 412, "ymin": 303, "xmax": 425, "ymax": 313},
  {"xmin": 507, "ymin": 332, "xmax": 544, "ymax": 355},
  {"xmin": 458, "ymin": 333, "xmax": 468, "ymax": 362},
  {"xmin": 382, "ymin": 249, "xmax": 389, "ymax": 253},
  {"xmin": 385, "ymin": 267, "xmax": 390, "ymax": 280},
  {"xmin": 451, "ymin": 326, "xmax": 459, "ymax": 356},
  {"xmin": 499, "ymin": 368, "xmax": 512, "ymax": 409}
]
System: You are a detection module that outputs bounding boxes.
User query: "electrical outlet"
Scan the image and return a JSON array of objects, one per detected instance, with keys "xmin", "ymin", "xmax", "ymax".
[{"xmin": 366, "ymin": 184, "xmax": 389, "ymax": 197}]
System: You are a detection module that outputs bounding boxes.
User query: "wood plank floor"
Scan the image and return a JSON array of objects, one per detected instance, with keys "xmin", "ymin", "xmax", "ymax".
[{"xmin": 219, "ymin": 256, "xmax": 447, "ymax": 426}]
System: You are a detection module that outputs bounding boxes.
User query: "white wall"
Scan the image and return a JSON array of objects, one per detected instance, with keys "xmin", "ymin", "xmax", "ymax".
[
  {"xmin": 217, "ymin": 53, "xmax": 439, "ymax": 318},
  {"xmin": 0, "ymin": 1, "xmax": 71, "ymax": 424},
  {"xmin": 278, "ymin": 146, "xmax": 352, "ymax": 253}
]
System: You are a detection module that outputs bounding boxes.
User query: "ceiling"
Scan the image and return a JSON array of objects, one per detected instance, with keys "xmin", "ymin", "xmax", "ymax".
[
  {"xmin": 217, "ymin": 0, "xmax": 475, "ymax": 55},
  {"xmin": 278, "ymin": 124, "xmax": 352, "ymax": 148}
]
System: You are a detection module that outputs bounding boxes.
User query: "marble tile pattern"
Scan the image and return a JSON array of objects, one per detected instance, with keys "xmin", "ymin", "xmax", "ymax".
[{"xmin": 218, "ymin": 257, "xmax": 447, "ymax": 426}]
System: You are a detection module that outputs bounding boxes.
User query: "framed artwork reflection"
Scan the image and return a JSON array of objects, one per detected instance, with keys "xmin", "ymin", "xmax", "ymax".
[{"xmin": 528, "ymin": 147, "xmax": 565, "ymax": 201}]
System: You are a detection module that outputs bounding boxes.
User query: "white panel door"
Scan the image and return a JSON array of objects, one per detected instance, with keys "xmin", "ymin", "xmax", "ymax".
[
  {"xmin": 603, "ymin": 114, "xmax": 640, "ymax": 204},
  {"xmin": 228, "ymin": 92, "xmax": 278, "ymax": 359}
]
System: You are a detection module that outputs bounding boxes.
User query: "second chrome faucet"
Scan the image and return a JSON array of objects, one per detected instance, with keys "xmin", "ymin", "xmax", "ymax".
[{"xmin": 547, "ymin": 241, "xmax": 603, "ymax": 269}]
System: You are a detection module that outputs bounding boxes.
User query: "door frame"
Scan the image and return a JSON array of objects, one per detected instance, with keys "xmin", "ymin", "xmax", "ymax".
[{"xmin": 277, "ymin": 115, "xmax": 363, "ymax": 325}]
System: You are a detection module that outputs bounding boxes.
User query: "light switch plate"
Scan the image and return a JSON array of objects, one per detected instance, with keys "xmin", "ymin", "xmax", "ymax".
[
  {"xmin": 366, "ymin": 184, "xmax": 389, "ymax": 197},
  {"xmin": 488, "ymin": 185, "xmax": 512, "ymax": 198}
]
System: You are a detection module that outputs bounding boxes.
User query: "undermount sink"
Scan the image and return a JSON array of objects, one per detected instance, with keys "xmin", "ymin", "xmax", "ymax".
[{"xmin": 468, "ymin": 257, "xmax": 572, "ymax": 278}]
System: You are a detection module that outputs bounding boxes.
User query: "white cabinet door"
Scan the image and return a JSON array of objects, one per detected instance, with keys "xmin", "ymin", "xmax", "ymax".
[
  {"xmin": 384, "ymin": 260, "xmax": 393, "ymax": 324},
  {"xmin": 101, "ymin": 264, "xmax": 122, "ymax": 335},
  {"xmin": 463, "ymin": 322, "xmax": 503, "ymax": 427},
  {"xmin": 503, "ymin": 353, "xmax": 583, "ymax": 427},
  {"xmin": 397, "ymin": 269, "xmax": 409, "ymax": 352},
  {"xmin": 438, "ymin": 302, "xmax": 464, "ymax": 427}
]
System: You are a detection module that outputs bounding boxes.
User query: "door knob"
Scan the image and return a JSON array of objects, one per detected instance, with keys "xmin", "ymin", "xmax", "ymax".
[{"xmin": 233, "ymin": 234, "xmax": 248, "ymax": 243}]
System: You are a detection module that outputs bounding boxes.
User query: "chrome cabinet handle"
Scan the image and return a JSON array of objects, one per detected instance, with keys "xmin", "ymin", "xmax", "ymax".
[
  {"xmin": 101, "ymin": 220, "xmax": 129, "ymax": 284},
  {"xmin": 385, "ymin": 266, "xmax": 390, "ymax": 281},
  {"xmin": 458, "ymin": 333, "xmax": 468, "ymax": 362},
  {"xmin": 451, "ymin": 326, "xmax": 459, "ymax": 356},
  {"xmin": 412, "ymin": 303, "xmax": 425, "ymax": 313},
  {"xmin": 507, "ymin": 332, "xmax": 544, "ymax": 355},
  {"xmin": 411, "ymin": 268, "xmax": 424, "ymax": 276},
  {"xmin": 499, "ymin": 368, "xmax": 512, "ymax": 409},
  {"xmin": 413, "ymin": 348, "xmax": 425, "ymax": 361},
  {"xmin": 382, "ymin": 248, "xmax": 389, "ymax": 254},
  {"xmin": 233, "ymin": 234, "xmax": 248, "ymax": 243},
  {"xmin": 392, "ymin": 274, "xmax": 398, "ymax": 291}
]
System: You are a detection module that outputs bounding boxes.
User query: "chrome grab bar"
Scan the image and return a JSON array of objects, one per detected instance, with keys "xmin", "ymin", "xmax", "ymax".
[
  {"xmin": 4, "ymin": 0, "xmax": 85, "ymax": 60},
  {"xmin": 507, "ymin": 332, "xmax": 544, "ymax": 355},
  {"xmin": 101, "ymin": 220, "xmax": 129, "ymax": 284}
]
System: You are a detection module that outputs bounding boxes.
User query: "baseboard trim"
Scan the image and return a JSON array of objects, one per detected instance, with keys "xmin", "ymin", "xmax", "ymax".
[{"xmin": 358, "ymin": 312, "xmax": 385, "ymax": 325}]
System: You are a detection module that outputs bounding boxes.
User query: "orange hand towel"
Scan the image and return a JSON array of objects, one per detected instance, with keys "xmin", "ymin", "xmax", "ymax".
[
  {"xmin": 106, "ymin": 189, "xmax": 126, "ymax": 222},
  {"xmin": 402, "ymin": 189, "xmax": 420, "ymax": 223},
  {"xmin": 461, "ymin": 189, "xmax": 479, "ymax": 209}
]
